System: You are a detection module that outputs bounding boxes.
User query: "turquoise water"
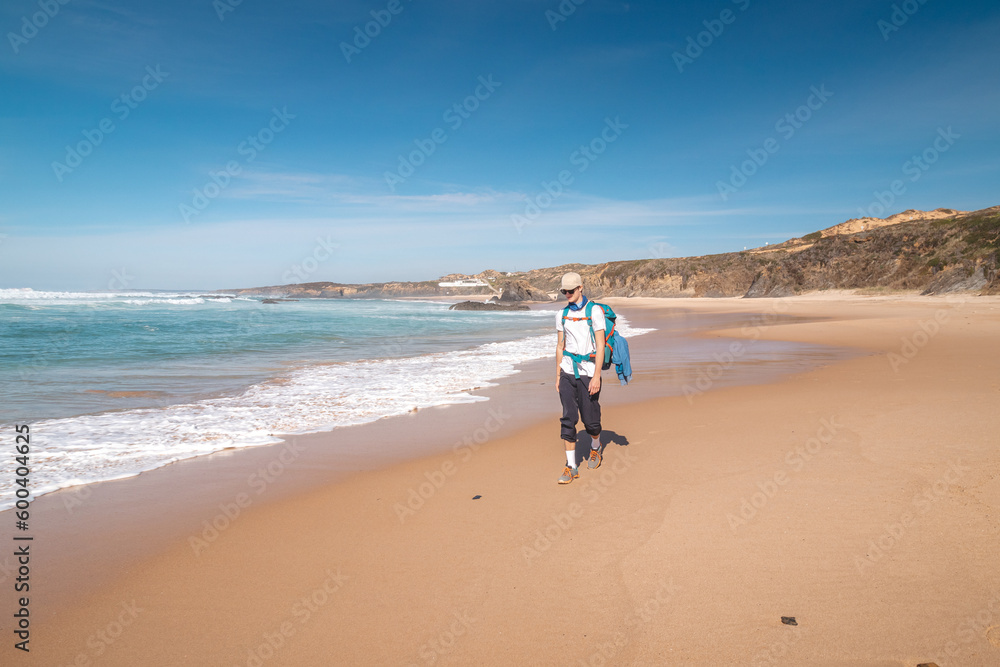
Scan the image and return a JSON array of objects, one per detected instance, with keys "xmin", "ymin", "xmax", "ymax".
[
  {"xmin": 0, "ymin": 292, "xmax": 553, "ymax": 423},
  {"xmin": 0, "ymin": 289, "xmax": 843, "ymax": 512},
  {"xmin": 1, "ymin": 290, "xmax": 586, "ymax": 508}
]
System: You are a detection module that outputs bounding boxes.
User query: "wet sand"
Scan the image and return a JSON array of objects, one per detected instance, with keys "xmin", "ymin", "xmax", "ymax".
[
  {"xmin": 0, "ymin": 303, "xmax": 846, "ymax": 615},
  {"xmin": 4, "ymin": 294, "xmax": 1000, "ymax": 666}
]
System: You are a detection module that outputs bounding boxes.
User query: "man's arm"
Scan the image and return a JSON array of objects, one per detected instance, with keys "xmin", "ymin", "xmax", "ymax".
[
  {"xmin": 556, "ymin": 331, "xmax": 566, "ymax": 391},
  {"xmin": 589, "ymin": 328, "xmax": 605, "ymax": 395},
  {"xmin": 555, "ymin": 330, "xmax": 565, "ymax": 392}
]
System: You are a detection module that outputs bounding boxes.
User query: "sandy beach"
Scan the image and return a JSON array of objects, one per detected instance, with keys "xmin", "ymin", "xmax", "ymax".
[{"xmin": 6, "ymin": 294, "xmax": 1000, "ymax": 666}]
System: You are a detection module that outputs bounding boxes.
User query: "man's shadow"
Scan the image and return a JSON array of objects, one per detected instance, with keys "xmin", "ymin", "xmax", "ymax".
[{"xmin": 574, "ymin": 430, "xmax": 629, "ymax": 467}]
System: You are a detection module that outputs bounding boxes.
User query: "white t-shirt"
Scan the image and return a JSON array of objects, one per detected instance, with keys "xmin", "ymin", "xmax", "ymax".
[{"xmin": 556, "ymin": 300, "xmax": 606, "ymax": 378}]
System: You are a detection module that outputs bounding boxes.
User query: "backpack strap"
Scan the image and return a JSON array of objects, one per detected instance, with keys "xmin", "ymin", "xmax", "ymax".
[
  {"xmin": 563, "ymin": 351, "xmax": 593, "ymax": 379},
  {"xmin": 587, "ymin": 302, "xmax": 616, "ymax": 371},
  {"xmin": 584, "ymin": 301, "xmax": 595, "ymax": 344},
  {"xmin": 561, "ymin": 304, "xmax": 594, "ymax": 379}
]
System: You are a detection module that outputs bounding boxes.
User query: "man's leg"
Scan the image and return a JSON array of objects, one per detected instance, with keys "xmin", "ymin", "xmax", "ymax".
[
  {"xmin": 558, "ymin": 371, "xmax": 581, "ymax": 483},
  {"xmin": 579, "ymin": 378, "xmax": 603, "ymax": 469}
]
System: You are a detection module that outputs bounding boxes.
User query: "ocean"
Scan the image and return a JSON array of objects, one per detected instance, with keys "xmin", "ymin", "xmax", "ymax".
[{"xmin": 0, "ymin": 289, "xmax": 654, "ymax": 510}]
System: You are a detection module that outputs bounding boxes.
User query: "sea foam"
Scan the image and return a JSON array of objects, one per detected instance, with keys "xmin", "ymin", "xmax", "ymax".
[{"xmin": 0, "ymin": 298, "xmax": 650, "ymax": 510}]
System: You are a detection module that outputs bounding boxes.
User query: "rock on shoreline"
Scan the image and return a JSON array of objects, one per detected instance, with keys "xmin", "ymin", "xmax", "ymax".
[{"xmin": 448, "ymin": 301, "xmax": 529, "ymax": 311}]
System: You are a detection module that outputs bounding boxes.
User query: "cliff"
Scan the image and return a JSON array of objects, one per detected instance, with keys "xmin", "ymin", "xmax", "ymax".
[
  {"xmin": 223, "ymin": 206, "xmax": 999, "ymax": 300},
  {"xmin": 520, "ymin": 206, "xmax": 999, "ymax": 298}
]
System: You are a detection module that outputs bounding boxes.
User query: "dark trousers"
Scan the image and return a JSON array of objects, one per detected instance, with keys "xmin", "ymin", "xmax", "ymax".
[{"xmin": 559, "ymin": 371, "xmax": 601, "ymax": 443}]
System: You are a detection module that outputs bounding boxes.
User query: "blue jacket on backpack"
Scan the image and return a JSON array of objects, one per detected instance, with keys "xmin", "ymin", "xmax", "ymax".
[
  {"xmin": 609, "ymin": 327, "xmax": 632, "ymax": 386},
  {"xmin": 560, "ymin": 301, "xmax": 632, "ymax": 386}
]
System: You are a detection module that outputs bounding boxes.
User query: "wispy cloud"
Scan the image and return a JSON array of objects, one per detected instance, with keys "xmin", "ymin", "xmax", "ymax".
[
  {"xmin": 216, "ymin": 168, "xmax": 855, "ymax": 237},
  {"xmin": 223, "ymin": 170, "xmax": 525, "ymax": 209}
]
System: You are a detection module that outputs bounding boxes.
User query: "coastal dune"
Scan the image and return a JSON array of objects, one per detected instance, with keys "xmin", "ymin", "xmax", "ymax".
[{"xmin": 15, "ymin": 295, "xmax": 1000, "ymax": 666}]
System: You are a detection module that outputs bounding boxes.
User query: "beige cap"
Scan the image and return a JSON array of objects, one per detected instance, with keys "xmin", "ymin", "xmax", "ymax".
[{"xmin": 560, "ymin": 272, "xmax": 583, "ymax": 290}]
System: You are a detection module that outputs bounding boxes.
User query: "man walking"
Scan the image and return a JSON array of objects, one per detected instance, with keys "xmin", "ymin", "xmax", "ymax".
[{"xmin": 555, "ymin": 272, "xmax": 605, "ymax": 484}]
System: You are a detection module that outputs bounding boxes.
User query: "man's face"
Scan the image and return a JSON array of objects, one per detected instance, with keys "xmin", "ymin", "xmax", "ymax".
[{"xmin": 564, "ymin": 285, "xmax": 582, "ymax": 304}]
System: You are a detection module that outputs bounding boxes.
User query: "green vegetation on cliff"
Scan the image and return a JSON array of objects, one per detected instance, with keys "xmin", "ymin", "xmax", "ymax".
[{"xmin": 524, "ymin": 207, "xmax": 999, "ymax": 298}]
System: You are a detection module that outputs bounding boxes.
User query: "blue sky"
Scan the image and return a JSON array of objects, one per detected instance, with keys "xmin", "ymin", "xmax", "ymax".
[{"xmin": 1, "ymin": 0, "xmax": 998, "ymax": 290}]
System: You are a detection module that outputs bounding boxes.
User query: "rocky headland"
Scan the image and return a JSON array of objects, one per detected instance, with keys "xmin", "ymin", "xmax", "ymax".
[{"xmin": 222, "ymin": 206, "xmax": 999, "ymax": 300}]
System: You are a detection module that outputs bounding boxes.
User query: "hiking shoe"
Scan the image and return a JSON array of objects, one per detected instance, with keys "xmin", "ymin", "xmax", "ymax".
[
  {"xmin": 558, "ymin": 466, "xmax": 579, "ymax": 484},
  {"xmin": 588, "ymin": 448, "xmax": 602, "ymax": 470}
]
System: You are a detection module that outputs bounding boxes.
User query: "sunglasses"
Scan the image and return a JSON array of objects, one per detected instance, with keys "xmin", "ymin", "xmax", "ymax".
[{"xmin": 560, "ymin": 286, "xmax": 580, "ymax": 295}]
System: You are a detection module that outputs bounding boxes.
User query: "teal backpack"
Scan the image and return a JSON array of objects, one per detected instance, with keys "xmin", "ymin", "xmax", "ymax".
[{"xmin": 561, "ymin": 301, "xmax": 631, "ymax": 384}]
